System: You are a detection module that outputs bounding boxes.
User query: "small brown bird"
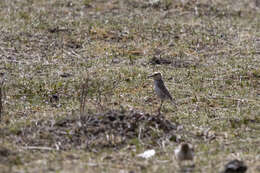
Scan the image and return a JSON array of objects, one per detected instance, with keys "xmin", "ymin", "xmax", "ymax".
[
  {"xmin": 149, "ymin": 72, "xmax": 175, "ymax": 115},
  {"xmin": 221, "ymin": 159, "xmax": 247, "ymax": 173},
  {"xmin": 174, "ymin": 143, "xmax": 194, "ymax": 164}
]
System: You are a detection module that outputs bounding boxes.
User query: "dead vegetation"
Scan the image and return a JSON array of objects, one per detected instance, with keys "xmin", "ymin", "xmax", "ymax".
[
  {"xmin": 0, "ymin": 0, "xmax": 259, "ymax": 172},
  {"xmin": 3, "ymin": 110, "xmax": 177, "ymax": 152}
]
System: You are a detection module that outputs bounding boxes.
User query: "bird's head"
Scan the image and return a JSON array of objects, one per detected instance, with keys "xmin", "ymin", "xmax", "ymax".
[{"xmin": 148, "ymin": 72, "xmax": 162, "ymax": 80}]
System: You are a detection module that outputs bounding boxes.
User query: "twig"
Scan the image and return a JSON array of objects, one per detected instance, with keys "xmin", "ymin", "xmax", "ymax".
[
  {"xmin": 21, "ymin": 146, "xmax": 56, "ymax": 151},
  {"xmin": 80, "ymin": 76, "xmax": 89, "ymax": 114}
]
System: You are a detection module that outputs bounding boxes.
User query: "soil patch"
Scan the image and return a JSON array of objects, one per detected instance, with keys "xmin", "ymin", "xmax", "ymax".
[{"xmin": 5, "ymin": 110, "xmax": 178, "ymax": 151}]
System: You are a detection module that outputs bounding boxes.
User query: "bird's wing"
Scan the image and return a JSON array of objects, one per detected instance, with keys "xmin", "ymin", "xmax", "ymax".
[{"xmin": 158, "ymin": 79, "xmax": 173, "ymax": 100}]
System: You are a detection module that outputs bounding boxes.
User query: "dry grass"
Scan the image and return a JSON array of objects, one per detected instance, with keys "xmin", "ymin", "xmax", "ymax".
[{"xmin": 0, "ymin": 0, "xmax": 259, "ymax": 172}]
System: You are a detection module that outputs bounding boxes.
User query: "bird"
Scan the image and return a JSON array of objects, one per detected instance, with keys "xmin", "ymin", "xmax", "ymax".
[
  {"xmin": 174, "ymin": 143, "xmax": 194, "ymax": 166},
  {"xmin": 221, "ymin": 159, "xmax": 247, "ymax": 173},
  {"xmin": 148, "ymin": 72, "xmax": 175, "ymax": 115}
]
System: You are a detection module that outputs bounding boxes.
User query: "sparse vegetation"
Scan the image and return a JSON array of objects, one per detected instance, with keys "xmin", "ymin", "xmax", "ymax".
[{"xmin": 0, "ymin": 0, "xmax": 259, "ymax": 172}]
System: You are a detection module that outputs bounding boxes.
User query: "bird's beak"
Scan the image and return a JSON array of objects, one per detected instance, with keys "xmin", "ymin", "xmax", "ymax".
[{"xmin": 148, "ymin": 74, "xmax": 154, "ymax": 78}]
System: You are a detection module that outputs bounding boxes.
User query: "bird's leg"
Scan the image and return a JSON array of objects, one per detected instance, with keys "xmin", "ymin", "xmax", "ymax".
[
  {"xmin": 158, "ymin": 100, "xmax": 163, "ymax": 115},
  {"xmin": 178, "ymin": 160, "xmax": 183, "ymax": 169}
]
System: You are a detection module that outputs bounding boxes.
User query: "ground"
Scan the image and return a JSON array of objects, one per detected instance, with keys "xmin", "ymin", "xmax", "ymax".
[{"xmin": 0, "ymin": 0, "xmax": 259, "ymax": 172}]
